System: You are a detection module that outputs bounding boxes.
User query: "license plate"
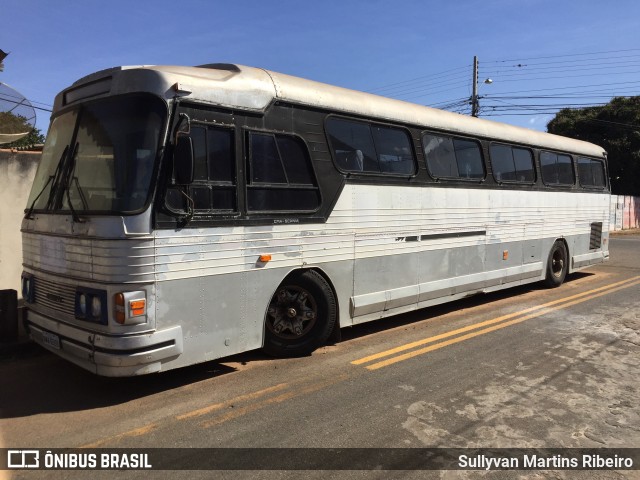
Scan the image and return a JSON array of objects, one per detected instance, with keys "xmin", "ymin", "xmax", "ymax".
[{"xmin": 41, "ymin": 331, "xmax": 61, "ymax": 350}]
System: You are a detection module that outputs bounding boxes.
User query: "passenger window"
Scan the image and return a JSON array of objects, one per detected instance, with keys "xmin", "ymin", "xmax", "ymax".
[
  {"xmin": 247, "ymin": 132, "xmax": 320, "ymax": 212},
  {"xmin": 249, "ymin": 133, "xmax": 287, "ymax": 184},
  {"xmin": 422, "ymin": 133, "xmax": 484, "ymax": 179},
  {"xmin": 277, "ymin": 136, "xmax": 316, "ymax": 184},
  {"xmin": 371, "ymin": 126, "xmax": 415, "ymax": 174},
  {"xmin": 577, "ymin": 157, "xmax": 606, "ymax": 188},
  {"xmin": 168, "ymin": 125, "xmax": 237, "ymax": 213},
  {"xmin": 490, "ymin": 145, "xmax": 514, "ymax": 181},
  {"xmin": 326, "ymin": 117, "xmax": 415, "ymax": 175},
  {"xmin": 490, "ymin": 144, "xmax": 535, "ymax": 183},
  {"xmin": 208, "ymin": 128, "xmax": 235, "ymax": 183},
  {"xmin": 453, "ymin": 139, "xmax": 485, "ymax": 179},
  {"xmin": 557, "ymin": 155, "xmax": 574, "ymax": 185},
  {"xmin": 190, "ymin": 126, "xmax": 208, "ymax": 181},
  {"xmin": 540, "ymin": 151, "xmax": 574, "ymax": 186},
  {"xmin": 513, "ymin": 148, "xmax": 535, "ymax": 182}
]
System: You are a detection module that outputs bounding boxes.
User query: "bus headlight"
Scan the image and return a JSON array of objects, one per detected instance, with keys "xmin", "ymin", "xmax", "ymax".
[
  {"xmin": 79, "ymin": 293, "xmax": 87, "ymax": 316},
  {"xmin": 91, "ymin": 296, "xmax": 102, "ymax": 318},
  {"xmin": 75, "ymin": 288, "xmax": 107, "ymax": 324},
  {"xmin": 114, "ymin": 291, "xmax": 147, "ymax": 325}
]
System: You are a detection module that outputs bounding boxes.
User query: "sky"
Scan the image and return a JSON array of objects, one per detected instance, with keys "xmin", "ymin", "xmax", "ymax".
[{"xmin": 2, "ymin": 0, "xmax": 640, "ymax": 135}]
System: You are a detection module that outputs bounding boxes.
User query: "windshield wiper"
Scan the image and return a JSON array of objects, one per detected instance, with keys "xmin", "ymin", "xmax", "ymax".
[
  {"xmin": 46, "ymin": 145, "xmax": 71, "ymax": 210},
  {"xmin": 24, "ymin": 145, "xmax": 69, "ymax": 219},
  {"xmin": 61, "ymin": 142, "xmax": 86, "ymax": 223}
]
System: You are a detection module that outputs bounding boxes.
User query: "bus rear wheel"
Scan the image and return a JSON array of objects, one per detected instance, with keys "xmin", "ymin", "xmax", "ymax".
[
  {"xmin": 544, "ymin": 240, "xmax": 568, "ymax": 288},
  {"xmin": 263, "ymin": 270, "xmax": 336, "ymax": 357}
]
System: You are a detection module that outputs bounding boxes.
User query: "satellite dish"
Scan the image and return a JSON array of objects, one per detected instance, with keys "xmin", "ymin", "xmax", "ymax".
[{"xmin": 0, "ymin": 82, "xmax": 37, "ymax": 145}]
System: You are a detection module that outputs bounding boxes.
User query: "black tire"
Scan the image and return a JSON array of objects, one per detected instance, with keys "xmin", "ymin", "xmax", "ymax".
[
  {"xmin": 263, "ymin": 270, "xmax": 337, "ymax": 357},
  {"xmin": 544, "ymin": 240, "xmax": 568, "ymax": 288}
]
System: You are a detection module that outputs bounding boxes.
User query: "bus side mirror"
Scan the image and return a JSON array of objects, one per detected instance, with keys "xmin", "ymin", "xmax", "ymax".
[{"xmin": 174, "ymin": 135, "xmax": 194, "ymax": 185}]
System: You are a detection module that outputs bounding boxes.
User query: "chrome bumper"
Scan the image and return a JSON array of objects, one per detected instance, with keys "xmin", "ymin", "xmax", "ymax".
[{"xmin": 25, "ymin": 309, "xmax": 183, "ymax": 376}]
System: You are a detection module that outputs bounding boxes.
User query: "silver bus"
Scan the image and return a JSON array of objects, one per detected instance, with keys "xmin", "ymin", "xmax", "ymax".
[{"xmin": 21, "ymin": 64, "xmax": 610, "ymax": 376}]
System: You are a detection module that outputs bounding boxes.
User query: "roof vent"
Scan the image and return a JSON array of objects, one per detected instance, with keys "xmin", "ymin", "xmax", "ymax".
[{"xmin": 196, "ymin": 63, "xmax": 241, "ymax": 72}]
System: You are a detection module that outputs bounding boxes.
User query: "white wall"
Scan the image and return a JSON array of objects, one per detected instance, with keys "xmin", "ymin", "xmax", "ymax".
[{"xmin": 0, "ymin": 150, "xmax": 39, "ymax": 294}]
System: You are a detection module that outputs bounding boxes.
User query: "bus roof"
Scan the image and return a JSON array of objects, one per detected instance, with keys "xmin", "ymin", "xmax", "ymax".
[{"xmin": 59, "ymin": 63, "xmax": 606, "ymax": 158}]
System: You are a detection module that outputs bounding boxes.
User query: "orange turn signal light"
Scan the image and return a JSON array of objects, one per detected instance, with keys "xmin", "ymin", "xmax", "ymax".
[
  {"xmin": 114, "ymin": 292, "xmax": 146, "ymax": 324},
  {"xmin": 259, "ymin": 254, "xmax": 272, "ymax": 262},
  {"xmin": 130, "ymin": 299, "xmax": 146, "ymax": 316}
]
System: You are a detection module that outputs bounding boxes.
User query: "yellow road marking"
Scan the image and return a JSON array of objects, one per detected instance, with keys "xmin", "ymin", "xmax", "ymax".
[
  {"xmin": 353, "ymin": 276, "xmax": 640, "ymax": 366},
  {"xmin": 82, "ymin": 383, "xmax": 289, "ymax": 447},
  {"xmin": 200, "ymin": 374, "xmax": 348, "ymax": 429},
  {"xmin": 352, "ymin": 276, "xmax": 640, "ymax": 366},
  {"xmin": 82, "ymin": 423, "xmax": 158, "ymax": 448},
  {"xmin": 176, "ymin": 382, "xmax": 288, "ymax": 420},
  {"xmin": 362, "ymin": 277, "xmax": 640, "ymax": 370}
]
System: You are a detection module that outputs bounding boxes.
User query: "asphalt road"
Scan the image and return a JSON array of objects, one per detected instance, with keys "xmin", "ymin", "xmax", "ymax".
[{"xmin": 1, "ymin": 235, "xmax": 639, "ymax": 479}]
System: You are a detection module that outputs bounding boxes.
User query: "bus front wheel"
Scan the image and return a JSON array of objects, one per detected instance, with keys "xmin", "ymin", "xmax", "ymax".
[
  {"xmin": 544, "ymin": 240, "xmax": 568, "ymax": 288},
  {"xmin": 263, "ymin": 270, "xmax": 337, "ymax": 357}
]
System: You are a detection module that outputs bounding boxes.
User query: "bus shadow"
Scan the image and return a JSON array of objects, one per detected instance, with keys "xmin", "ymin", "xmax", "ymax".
[
  {"xmin": 0, "ymin": 350, "xmax": 241, "ymax": 419},
  {"xmin": 0, "ymin": 273, "xmax": 592, "ymax": 419}
]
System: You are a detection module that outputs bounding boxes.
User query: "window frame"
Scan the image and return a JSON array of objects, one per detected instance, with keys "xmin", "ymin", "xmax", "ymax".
[
  {"xmin": 539, "ymin": 150, "xmax": 575, "ymax": 187},
  {"xmin": 489, "ymin": 142, "xmax": 536, "ymax": 185},
  {"xmin": 421, "ymin": 131, "xmax": 486, "ymax": 182},
  {"xmin": 325, "ymin": 115, "xmax": 417, "ymax": 177},
  {"xmin": 245, "ymin": 128, "xmax": 322, "ymax": 214},
  {"xmin": 576, "ymin": 156, "xmax": 608, "ymax": 190},
  {"xmin": 166, "ymin": 121, "xmax": 238, "ymax": 215}
]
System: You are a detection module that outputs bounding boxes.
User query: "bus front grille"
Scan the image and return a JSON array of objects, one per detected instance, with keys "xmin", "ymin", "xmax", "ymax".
[{"xmin": 33, "ymin": 277, "xmax": 76, "ymax": 317}]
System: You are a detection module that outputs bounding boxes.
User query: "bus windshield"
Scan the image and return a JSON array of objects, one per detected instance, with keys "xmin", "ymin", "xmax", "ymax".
[{"xmin": 26, "ymin": 95, "xmax": 166, "ymax": 214}]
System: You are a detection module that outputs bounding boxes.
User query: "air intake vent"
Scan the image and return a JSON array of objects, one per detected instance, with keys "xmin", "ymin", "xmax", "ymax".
[
  {"xmin": 589, "ymin": 222, "xmax": 603, "ymax": 250},
  {"xmin": 196, "ymin": 63, "xmax": 241, "ymax": 72}
]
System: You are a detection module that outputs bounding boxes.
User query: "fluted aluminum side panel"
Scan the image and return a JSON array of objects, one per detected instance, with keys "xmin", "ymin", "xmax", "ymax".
[
  {"xmin": 22, "ymin": 233, "xmax": 155, "ymax": 283},
  {"xmin": 22, "ymin": 186, "xmax": 609, "ymax": 288}
]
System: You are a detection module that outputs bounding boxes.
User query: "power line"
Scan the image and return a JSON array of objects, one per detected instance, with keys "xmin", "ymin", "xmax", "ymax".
[
  {"xmin": 482, "ymin": 63, "xmax": 640, "ymax": 79},
  {"xmin": 479, "ymin": 79, "xmax": 640, "ymax": 96},
  {"xmin": 484, "ymin": 47, "xmax": 640, "ymax": 64},
  {"xmin": 487, "ymin": 54, "xmax": 640, "ymax": 70},
  {"xmin": 367, "ymin": 64, "xmax": 470, "ymax": 94}
]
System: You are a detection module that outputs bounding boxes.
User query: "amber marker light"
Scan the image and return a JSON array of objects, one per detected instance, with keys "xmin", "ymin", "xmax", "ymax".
[
  {"xmin": 114, "ymin": 293, "xmax": 126, "ymax": 324},
  {"xmin": 130, "ymin": 299, "xmax": 146, "ymax": 317},
  {"xmin": 259, "ymin": 254, "xmax": 272, "ymax": 262},
  {"xmin": 114, "ymin": 291, "xmax": 147, "ymax": 325}
]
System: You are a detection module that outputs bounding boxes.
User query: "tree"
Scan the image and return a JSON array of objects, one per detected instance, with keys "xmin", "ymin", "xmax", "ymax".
[{"xmin": 547, "ymin": 96, "xmax": 640, "ymax": 196}]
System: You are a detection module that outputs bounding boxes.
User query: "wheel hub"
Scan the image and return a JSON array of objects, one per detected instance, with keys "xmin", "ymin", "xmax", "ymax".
[{"xmin": 267, "ymin": 286, "xmax": 318, "ymax": 339}]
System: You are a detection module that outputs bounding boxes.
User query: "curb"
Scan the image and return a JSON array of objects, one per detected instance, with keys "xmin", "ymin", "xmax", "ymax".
[{"xmin": 610, "ymin": 229, "xmax": 640, "ymax": 236}]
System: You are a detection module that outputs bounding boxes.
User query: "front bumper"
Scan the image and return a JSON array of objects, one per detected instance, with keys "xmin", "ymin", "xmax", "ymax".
[{"xmin": 25, "ymin": 309, "xmax": 183, "ymax": 376}]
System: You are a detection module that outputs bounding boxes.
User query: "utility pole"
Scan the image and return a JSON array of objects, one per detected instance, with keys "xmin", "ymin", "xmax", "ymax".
[{"xmin": 471, "ymin": 55, "xmax": 479, "ymax": 117}]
